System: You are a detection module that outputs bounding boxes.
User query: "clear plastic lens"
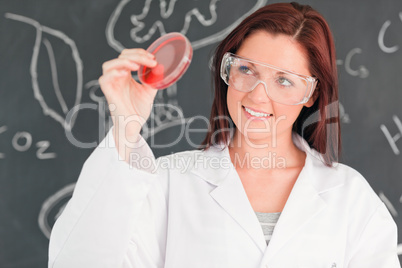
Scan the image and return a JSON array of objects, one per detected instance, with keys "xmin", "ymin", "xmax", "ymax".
[{"xmin": 220, "ymin": 53, "xmax": 317, "ymax": 105}]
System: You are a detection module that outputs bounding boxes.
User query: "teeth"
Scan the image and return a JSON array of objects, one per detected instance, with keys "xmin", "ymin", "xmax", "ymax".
[{"xmin": 244, "ymin": 107, "xmax": 271, "ymax": 117}]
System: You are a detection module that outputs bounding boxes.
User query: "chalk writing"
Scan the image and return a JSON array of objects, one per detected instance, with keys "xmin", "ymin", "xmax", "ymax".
[
  {"xmin": 378, "ymin": 12, "xmax": 402, "ymax": 53},
  {"xmin": 1, "ymin": 127, "xmax": 56, "ymax": 160},
  {"xmin": 12, "ymin": 131, "xmax": 32, "ymax": 152},
  {"xmin": 36, "ymin": 141, "xmax": 57, "ymax": 160},
  {"xmin": 380, "ymin": 115, "xmax": 402, "ymax": 155},
  {"xmin": 337, "ymin": 48, "xmax": 369, "ymax": 78}
]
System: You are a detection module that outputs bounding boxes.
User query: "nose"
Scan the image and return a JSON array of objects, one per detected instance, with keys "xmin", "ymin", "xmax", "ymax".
[{"xmin": 248, "ymin": 80, "xmax": 271, "ymax": 103}]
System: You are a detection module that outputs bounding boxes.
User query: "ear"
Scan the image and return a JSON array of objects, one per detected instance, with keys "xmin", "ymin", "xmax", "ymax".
[
  {"xmin": 304, "ymin": 83, "xmax": 319, "ymax": 108},
  {"xmin": 304, "ymin": 95, "xmax": 316, "ymax": 108}
]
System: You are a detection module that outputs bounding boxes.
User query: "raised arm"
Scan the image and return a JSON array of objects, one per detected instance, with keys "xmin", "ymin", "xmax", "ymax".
[{"xmin": 49, "ymin": 50, "xmax": 168, "ymax": 268}]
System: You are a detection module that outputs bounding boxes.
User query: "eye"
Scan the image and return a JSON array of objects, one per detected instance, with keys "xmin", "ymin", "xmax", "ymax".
[
  {"xmin": 238, "ymin": 65, "xmax": 254, "ymax": 75},
  {"xmin": 277, "ymin": 76, "xmax": 294, "ymax": 87}
]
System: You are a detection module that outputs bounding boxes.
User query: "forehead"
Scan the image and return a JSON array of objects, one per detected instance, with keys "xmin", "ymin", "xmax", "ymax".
[{"xmin": 236, "ymin": 31, "xmax": 311, "ymax": 76}]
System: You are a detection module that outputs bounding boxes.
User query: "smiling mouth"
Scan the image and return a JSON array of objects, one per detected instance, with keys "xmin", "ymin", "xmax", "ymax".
[{"xmin": 243, "ymin": 106, "xmax": 273, "ymax": 118}]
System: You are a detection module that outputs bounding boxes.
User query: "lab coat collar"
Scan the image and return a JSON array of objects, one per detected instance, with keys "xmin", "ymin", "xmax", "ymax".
[{"xmin": 190, "ymin": 133, "xmax": 345, "ymax": 258}]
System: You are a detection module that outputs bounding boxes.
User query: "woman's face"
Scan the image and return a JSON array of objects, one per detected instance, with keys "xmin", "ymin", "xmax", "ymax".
[{"xmin": 226, "ymin": 30, "xmax": 315, "ymax": 146}]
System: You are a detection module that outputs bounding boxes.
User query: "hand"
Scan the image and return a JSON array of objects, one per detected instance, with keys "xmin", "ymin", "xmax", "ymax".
[{"xmin": 99, "ymin": 49, "xmax": 158, "ymax": 160}]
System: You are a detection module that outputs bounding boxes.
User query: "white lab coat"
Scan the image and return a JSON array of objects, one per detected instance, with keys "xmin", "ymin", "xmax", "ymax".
[{"xmin": 48, "ymin": 128, "xmax": 400, "ymax": 268}]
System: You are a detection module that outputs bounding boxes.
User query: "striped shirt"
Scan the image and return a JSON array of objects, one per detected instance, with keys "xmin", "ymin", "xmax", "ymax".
[{"xmin": 254, "ymin": 211, "xmax": 281, "ymax": 245}]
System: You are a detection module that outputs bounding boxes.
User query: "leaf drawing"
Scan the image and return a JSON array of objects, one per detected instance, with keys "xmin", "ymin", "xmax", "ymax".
[
  {"xmin": 106, "ymin": 0, "xmax": 267, "ymax": 52},
  {"xmin": 5, "ymin": 13, "xmax": 83, "ymax": 132},
  {"xmin": 38, "ymin": 183, "xmax": 75, "ymax": 239}
]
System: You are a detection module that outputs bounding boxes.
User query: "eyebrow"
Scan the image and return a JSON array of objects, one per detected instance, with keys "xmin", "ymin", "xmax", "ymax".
[
  {"xmin": 247, "ymin": 61, "xmax": 294, "ymax": 77},
  {"xmin": 236, "ymin": 53, "xmax": 309, "ymax": 76}
]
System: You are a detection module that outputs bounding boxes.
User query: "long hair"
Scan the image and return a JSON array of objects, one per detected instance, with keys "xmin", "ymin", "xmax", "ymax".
[{"xmin": 199, "ymin": 2, "xmax": 341, "ymax": 167}]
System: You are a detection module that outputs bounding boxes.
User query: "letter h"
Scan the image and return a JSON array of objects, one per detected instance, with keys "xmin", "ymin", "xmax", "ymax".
[{"xmin": 380, "ymin": 115, "xmax": 402, "ymax": 155}]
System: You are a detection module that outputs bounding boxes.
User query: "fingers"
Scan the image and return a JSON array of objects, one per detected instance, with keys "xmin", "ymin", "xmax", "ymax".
[
  {"xmin": 120, "ymin": 48, "xmax": 154, "ymax": 59},
  {"xmin": 98, "ymin": 69, "xmax": 129, "ymax": 87},
  {"xmin": 119, "ymin": 48, "xmax": 156, "ymax": 65},
  {"xmin": 102, "ymin": 58, "xmax": 139, "ymax": 74},
  {"xmin": 118, "ymin": 52, "xmax": 157, "ymax": 68},
  {"xmin": 102, "ymin": 48, "xmax": 157, "ymax": 74}
]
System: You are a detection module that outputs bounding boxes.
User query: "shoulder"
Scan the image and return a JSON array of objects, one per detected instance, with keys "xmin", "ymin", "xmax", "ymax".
[
  {"xmin": 293, "ymin": 133, "xmax": 382, "ymax": 206},
  {"xmin": 155, "ymin": 148, "xmax": 205, "ymax": 173},
  {"xmin": 334, "ymin": 162, "xmax": 378, "ymax": 198},
  {"xmin": 157, "ymin": 148, "xmax": 204, "ymax": 163},
  {"xmin": 309, "ymin": 151, "xmax": 383, "ymax": 210},
  {"xmin": 155, "ymin": 145, "xmax": 232, "ymax": 184}
]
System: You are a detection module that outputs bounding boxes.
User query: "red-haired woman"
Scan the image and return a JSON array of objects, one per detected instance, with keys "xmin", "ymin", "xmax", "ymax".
[{"xmin": 49, "ymin": 2, "xmax": 400, "ymax": 267}]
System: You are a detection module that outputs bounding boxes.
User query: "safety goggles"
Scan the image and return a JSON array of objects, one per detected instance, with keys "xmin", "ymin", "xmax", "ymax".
[{"xmin": 220, "ymin": 52, "xmax": 318, "ymax": 105}]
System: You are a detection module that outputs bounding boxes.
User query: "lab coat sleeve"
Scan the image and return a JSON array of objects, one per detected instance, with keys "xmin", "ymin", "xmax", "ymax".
[
  {"xmin": 347, "ymin": 201, "xmax": 401, "ymax": 268},
  {"xmin": 48, "ymin": 127, "xmax": 168, "ymax": 268}
]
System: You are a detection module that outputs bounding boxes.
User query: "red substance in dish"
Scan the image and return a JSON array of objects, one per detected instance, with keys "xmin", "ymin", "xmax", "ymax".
[{"xmin": 140, "ymin": 34, "xmax": 191, "ymax": 89}]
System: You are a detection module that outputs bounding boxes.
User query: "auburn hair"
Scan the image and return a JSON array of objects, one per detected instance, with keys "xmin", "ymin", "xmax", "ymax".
[{"xmin": 199, "ymin": 2, "xmax": 341, "ymax": 166}]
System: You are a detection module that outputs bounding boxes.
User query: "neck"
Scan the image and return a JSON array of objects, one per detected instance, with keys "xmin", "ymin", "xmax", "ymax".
[{"xmin": 228, "ymin": 130, "xmax": 305, "ymax": 171}]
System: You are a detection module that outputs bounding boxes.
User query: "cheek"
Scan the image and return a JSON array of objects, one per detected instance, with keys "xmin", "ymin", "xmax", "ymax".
[
  {"xmin": 226, "ymin": 87, "xmax": 243, "ymax": 122},
  {"xmin": 274, "ymin": 105, "xmax": 304, "ymax": 129}
]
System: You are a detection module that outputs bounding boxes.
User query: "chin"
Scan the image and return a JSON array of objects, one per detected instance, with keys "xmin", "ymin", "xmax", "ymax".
[{"xmin": 238, "ymin": 131, "xmax": 274, "ymax": 147}]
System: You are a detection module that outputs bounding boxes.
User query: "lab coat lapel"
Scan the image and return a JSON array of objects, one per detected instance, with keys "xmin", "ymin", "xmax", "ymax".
[
  {"xmin": 190, "ymin": 134, "xmax": 344, "ymax": 261},
  {"xmin": 262, "ymin": 134, "xmax": 345, "ymax": 263},
  {"xmin": 262, "ymin": 153, "xmax": 327, "ymax": 261},
  {"xmin": 190, "ymin": 144, "xmax": 267, "ymax": 253},
  {"xmin": 209, "ymin": 167, "xmax": 267, "ymax": 253}
]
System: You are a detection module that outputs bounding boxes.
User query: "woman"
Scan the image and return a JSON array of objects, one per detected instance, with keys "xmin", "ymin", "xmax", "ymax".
[{"xmin": 48, "ymin": 2, "xmax": 400, "ymax": 268}]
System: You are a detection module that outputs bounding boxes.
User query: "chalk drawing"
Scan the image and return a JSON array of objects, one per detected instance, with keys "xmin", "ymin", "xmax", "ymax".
[
  {"xmin": 85, "ymin": 75, "xmax": 189, "ymax": 140},
  {"xmin": 85, "ymin": 80, "xmax": 113, "ymax": 141},
  {"xmin": 38, "ymin": 183, "xmax": 75, "ymax": 239},
  {"xmin": 380, "ymin": 115, "xmax": 402, "ymax": 155},
  {"xmin": 379, "ymin": 191, "xmax": 398, "ymax": 217},
  {"xmin": 4, "ymin": 13, "xmax": 83, "ymax": 132},
  {"xmin": 106, "ymin": 0, "xmax": 267, "ymax": 52},
  {"xmin": 129, "ymin": 0, "xmax": 219, "ymax": 43},
  {"xmin": 103, "ymin": 0, "xmax": 268, "ymax": 144}
]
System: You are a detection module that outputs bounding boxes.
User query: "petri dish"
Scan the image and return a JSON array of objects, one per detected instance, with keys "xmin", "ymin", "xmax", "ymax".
[{"xmin": 138, "ymin": 32, "xmax": 193, "ymax": 89}]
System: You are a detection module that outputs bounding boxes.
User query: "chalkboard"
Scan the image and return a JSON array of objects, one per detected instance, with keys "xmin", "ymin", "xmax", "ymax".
[{"xmin": 1, "ymin": 0, "xmax": 401, "ymax": 267}]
